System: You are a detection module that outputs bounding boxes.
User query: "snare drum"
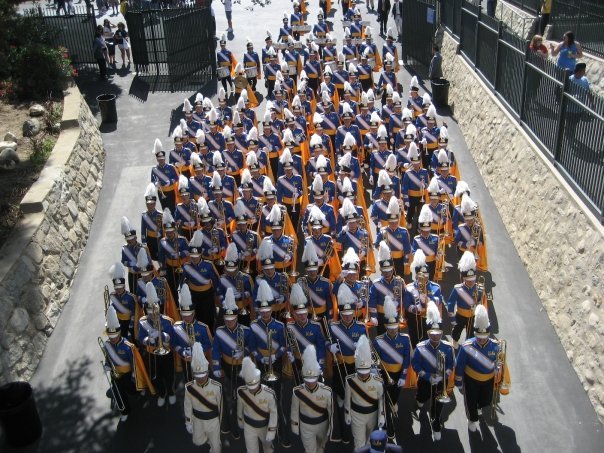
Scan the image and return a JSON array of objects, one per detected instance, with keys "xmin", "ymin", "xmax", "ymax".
[
  {"xmin": 315, "ymin": 38, "xmax": 326, "ymax": 46},
  {"xmin": 368, "ymin": 58, "xmax": 376, "ymax": 69},
  {"xmin": 294, "ymin": 41, "xmax": 303, "ymax": 50},
  {"xmin": 342, "ymin": 20, "xmax": 351, "ymax": 28},
  {"xmin": 217, "ymin": 66, "xmax": 230, "ymax": 79},
  {"xmin": 245, "ymin": 66, "xmax": 258, "ymax": 78}
]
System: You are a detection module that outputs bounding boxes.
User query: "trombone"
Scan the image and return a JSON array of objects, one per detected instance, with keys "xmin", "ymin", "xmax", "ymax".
[
  {"xmin": 104, "ymin": 285, "xmax": 110, "ymax": 315},
  {"xmin": 319, "ymin": 239, "xmax": 335, "ymax": 277},
  {"xmin": 263, "ymin": 329, "xmax": 279, "ymax": 382},
  {"xmin": 369, "ymin": 342, "xmax": 399, "ymax": 425},
  {"xmin": 98, "ymin": 337, "xmax": 126, "ymax": 412},
  {"xmin": 287, "ymin": 239, "xmax": 299, "ymax": 281},
  {"xmin": 491, "ymin": 339, "xmax": 508, "ymax": 418},
  {"xmin": 152, "ymin": 303, "xmax": 170, "ymax": 356},
  {"xmin": 435, "ymin": 351, "xmax": 451, "ymax": 404},
  {"xmin": 285, "ymin": 326, "xmax": 302, "ymax": 386}
]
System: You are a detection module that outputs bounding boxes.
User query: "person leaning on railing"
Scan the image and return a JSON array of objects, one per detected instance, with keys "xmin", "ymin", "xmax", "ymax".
[
  {"xmin": 550, "ymin": 31, "xmax": 583, "ymax": 73},
  {"xmin": 527, "ymin": 35, "xmax": 548, "ymax": 97}
]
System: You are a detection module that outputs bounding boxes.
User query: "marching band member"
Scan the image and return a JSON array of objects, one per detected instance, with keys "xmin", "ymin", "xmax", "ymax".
[
  {"xmin": 159, "ymin": 208, "xmax": 189, "ymax": 301},
  {"xmin": 302, "ymin": 177, "xmax": 336, "ymax": 236},
  {"xmin": 305, "ymin": 207, "xmax": 336, "ymax": 280},
  {"xmin": 196, "ymin": 130, "xmax": 216, "ymax": 171},
  {"xmin": 455, "ymin": 194, "xmax": 488, "ymax": 272},
  {"xmin": 369, "ymin": 126, "xmax": 393, "ymax": 185},
  {"xmin": 340, "ymin": 83, "xmax": 359, "ymax": 116},
  {"xmin": 169, "ymin": 125, "xmax": 192, "ymax": 178},
  {"xmin": 217, "ymin": 34, "xmax": 235, "ymax": 94},
  {"xmin": 183, "ymin": 98, "xmax": 202, "ymax": 136},
  {"xmin": 455, "ymin": 305, "xmax": 504, "ymax": 432},
  {"xmin": 420, "ymin": 105, "xmax": 440, "ymax": 169},
  {"xmin": 363, "ymin": 111, "xmax": 381, "ymax": 157},
  {"xmin": 357, "ymin": 49, "xmax": 375, "ymax": 92},
  {"xmin": 141, "ymin": 183, "xmax": 163, "ymax": 262},
  {"xmin": 394, "ymin": 121, "xmax": 415, "ymax": 169},
  {"xmin": 426, "ymin": 177, "xmax": 449, "ymax": 238},
  {"xmin": 243, "ymin": 38, "xmax": 261, "ymax": 92},
  {"xmin": 434, "ymin": 149, "xmax": 457, "ymax": 202},
  {"xmin": 173, "ymin": 286, "xmax": 213, "ymax": 380},
  {"xmin": 219, "ymin": 243, "xmax": 254, "ymax": 326},
  {"xmin": 370, "ymin": 170, "xmax": 395, "ymax": 226},
  {"xmin": 217, "ymin": 88, "xmax": 234, "ymax": 126},
  {"xmin": 415, "ymin": 93, "xmax": 433, "ymax": 130},
  {"xmin": 372, "ymin": 154, "xmax": 400, "ymax": 200},
  {"xmin": 452, "ymin": 180, "xmax": 471, "ymax": 230},
  {"xmin": 135, "ymin": 249, "xmax": 168, "ymax": 312},
  {"xmin": 411, "ymin": 301, "xmax": 454, "ymax": 441},
  {"xmin": 344, "ymin": 335, "xmax": 386, "ymax": 449},
  {"xmin": 184, "ymin": 230, "xmax": 220, "ymax": 331},
  {"xmin": 232, "ymin": 200, "xmax": 260, "ymax": 276},
  {"xmin": 223, "ymin": 126, "xmax": 244, "ymax": 186},
  {"xmin": 374, "ymin": 197, "xmax": 411, "ymax": 277},
  {"xmin": 318, "ymin": 91, "xmax": 340, "ymax": 150},
  {"xmin": 334, "ymin": 54, "xmax": 350, "ymax": 99},
  {"xmin": 150, "ymin": 138, "xmax": 178, "ymax": 213},
  {"xmin": 299, "ymin": 241, "xmax": 334, "ymax": 319},
  {"xmin": 337, "ymin": 151, "xmax": 360, "ymax": 193},
  {"xmin": 306, "ymin": 145, "xmax": 333, "ymax": 183},
  {"xmin": 120, "ymin": 216, "xmax": 149, "ymax": 296},
  {"xmin": 174, "ymin": 175, "xmax": 196, "ymax": 241},
  {"xmin": 412, "ymin": 205, "xmax": 439, "ymax": 281},
  {"xmin": 359, "ymin": 26, "xmax": 381, "ymax": 73},
  {"xmin": 205, "ymin": 109, "xmax": 226, "ymax": 152},
  {"xmin": 329, "ymin": 285, "xmax": 366, "ymax": 408},
  {"xmin": 336, "ymin": 103, "xmax": 362, "ymax": 153},
  {"xmin": 197, "ymin": 198, "xmax": 227, "ymax": 270},
  {"xmin": 107, "ymin": 262, "xmax": 136, "ymax": 339},
  {"xmin": 259, "ymin": 112, "xmax": 284, "ymax": 182},
  {"xmin": 280, "ymin": 131, "xmax": 304, "ymax": 178},
  {"xmin": 291, "ymin": 345, "xmax": 334, "ymax": 453},
  {"xmin": 287, "ymin": 283, "xmax": 327, "ymax": 378},
  {"xmin": 232, "ymin": 111, "xmax": 248, "ymax": 154},
  {"xmin": 403, "ymin": 249, "xmax": 443, "ymax": 348},
  {"xmin": 237, "ymin": 357, "xmax": 278, "ymax": 453},
  {"xmin": 211, "ymin": 152, "xmax": 237, "ymax": 205},
  {"xmin": 336, "ymin": 185, "xmax": 364, "ymax": 232},
  {"xmin": 447, "ymin": 251, "xmax": 487, "ymax": 348},
  {"xmin": 184, "ymin": 342, "xmax": 223, "ymax": 452},
  {"xmin": 138, "ymin": 282, "xmax": 176, "ymax": 407},
  {"xmin": 407, "ymin": 77, "xmax": 423, "ymax": 118},
  {"xmin": 401, "ymin": 142, "xmax": 430, "ymax": 234},
  {"xmin": 334, "ymin": 247, "xmax": 365, "ymax": 319},
  {"xmin": 337, "ymin": 201, "xmax": 370, "ymax": 268},
  {"xmin": 276, "ymin": 148, "xmax": 304, "ymax": 228},
  {"xmin": 213, "ymin": 289, "xmax": 255, "ymax": 440},
  {"xmin": 247, "ymin": 152, "xmax": 268, "ymax": 200},
  {"xmin": 265, "ymin": 205, "xmax": 296, "ymax": 274},
  {"xmin": 430, "ymin": 127, "xmax": 457, "ymax": 177},
  {"xmin": 264, "ymin": 49, "xmax": 281, "ymax": 100},
  {"xmin": 256, "ymin": 238, "xmax": 290, "ymax": 316},
  {"xmin": 101, "ymin": 306, "xmax": 152, "ymax": 421},
  {"xmin": 237, "ymin": 172, "xmax": 262, "ymax": 226},
  {"xmin": 382, "ymin": 29, "xmax": 401, "ymax": 72},
  {"xmin": 373, "ymin": 296, "xmax": 411, "ymax": 442},
  {"xmin": 369, "ymin": 241, "xmax": 404, "ymax": 333}
]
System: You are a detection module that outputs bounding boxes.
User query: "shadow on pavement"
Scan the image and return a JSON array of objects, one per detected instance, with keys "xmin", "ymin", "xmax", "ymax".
[{"xmin": 75, "ymin": 68, "xmax": 124, "ymax": 116}]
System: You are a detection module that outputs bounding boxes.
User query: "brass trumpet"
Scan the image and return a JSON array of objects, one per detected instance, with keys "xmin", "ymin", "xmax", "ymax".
[
  {"xmin": 436, "ymin": 351, "xmax": 451, "ymax": 404},
  {"xmin": 212, "ymin": 228, "xmax": 225, "ymax": 267},
  {"xmin": 98, "ymin": 337, "xmax": 126, "ymax": 412},
  {"xmin": 491, "ymin": 339, "xmax": 508, "ymax": 417},
  {"xmin": 152, "ymin": 303, "xmax": 170, "ymax": 356},
  {"xmin": 263, "ymin": 329, "xmax": 279, "ymax": 382},
  {"xmin": 104, "ymin": 285, "xmax": 110, "ymax": 315},
  {"xmin": 285, "ymin": 326, "xmax": 302, "ymax": 385},
  {"xmin": 236, "ymin": 273, "xmax": 248, "ymax": 317},
  {"xmin": 287, "ymin": 239, "xmax": 299, "ymax": 280}
]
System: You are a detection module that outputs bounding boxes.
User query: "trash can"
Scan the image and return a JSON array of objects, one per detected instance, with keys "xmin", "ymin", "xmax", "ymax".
[
  {"xmin": 96, "ymin": 94, "xmax": 118, "ymax": 124},
  {"xmin": 0, "ymin": 382, "xmax": 42, "ymax": 447},
  {"xmin": 431, "ymin": 78, "xmax": 450, "ymax": 108}
]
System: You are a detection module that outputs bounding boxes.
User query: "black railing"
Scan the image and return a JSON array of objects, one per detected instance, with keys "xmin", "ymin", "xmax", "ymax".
[
  {"xmin": 125, "ymin": 5, "xmax": 215, "ymax": 91},
  {"xmin": 438, "ymin": 0, "xmax": 604, "ymax": 221},
  {"xmin": 441, "ymin": 0, "xmax": 462, "ymax": 35},
  {"xmin": 37, "ymin": 6, "xmax": 98, "ymax": 66},
  {"xmin": 505, "ymin": 0, "xmax": 541, "ymax": 14},
  {"xmin": 401, "ymin": 0, "xmax": 439, "ymax": 78},
  {"xmin": 550, "ymin": 0, "xmax": 604, "ymax": 58}
]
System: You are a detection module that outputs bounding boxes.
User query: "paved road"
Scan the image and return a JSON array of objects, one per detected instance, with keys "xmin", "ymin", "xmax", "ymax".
[{"xmin": 3, "ymin": 1, "xmax": 602, "ymax": 452}]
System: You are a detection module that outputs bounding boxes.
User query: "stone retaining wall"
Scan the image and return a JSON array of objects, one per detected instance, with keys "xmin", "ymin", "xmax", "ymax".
[
  {"xmin": 0, "ymin": 84, "xmax": 105, "ymax": 384},
  {"xmin": 441, "ymin": 31, "xmax": 604, "ymax": 423}
]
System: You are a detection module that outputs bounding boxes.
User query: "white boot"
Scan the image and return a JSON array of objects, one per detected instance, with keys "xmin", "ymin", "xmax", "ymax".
[
  {"xmin": 168, "ymin": 395, "xmax": 177, "ymax": 405},
  {"xmin": 120, "ymin": 414, "xmax": 128, "ymax": 422},
  {"xmin": 157, "ymin": 396, "xmax": 166, "ymax": 407},
  {"xmin": 468, "ymin": 421, "xmax": 478, "ymax": 432},
  {"xmin": 433, "ymin": 431, "xmax": 441, "ymax": 441}
]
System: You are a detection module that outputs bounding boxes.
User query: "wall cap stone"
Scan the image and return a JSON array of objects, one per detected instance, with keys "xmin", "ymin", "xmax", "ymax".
[{"xmin": 452, "ymin": 45, "xmax": 604, "ymax": 235}]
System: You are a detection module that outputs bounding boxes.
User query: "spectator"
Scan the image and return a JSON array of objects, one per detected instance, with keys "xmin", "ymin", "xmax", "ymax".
[
  {"xmin": 93, "ymin": 30, "xmax": 109, "ymax": 80},
  {"xmin": 114, "ymin": 22, "xmax": 131, "ymax": 67},
  {"xmin": 378, "ymin": 0, "xmax": 391, "ymax": 36},
  {"xmin": 550, "ymin": 31, "xmax": 583, "ymax": 72},
  {"xmin": 222, "ymin": 0, "xmax": 233, "ymax": 33},
  {"xmin": 529, "ymin": 34, "xmax": 548, "ymax": 56},
  {"xmin": 84, "ymin": 0, "xmax": 94, "ymax": 19},
  {"xmin": 539, "ymin": 0, "xmax": 552, "ymax": 36},
  {"xmin": 566, "ymin": 62, "xmax": 590, "ymax": 141},
  {"xmin": 102, "ymin": 19, "xmax": 118, "ymax": 68},
  {"xmin": 527, "ymin": 35, "xmax": 548, "ymax": 96},
  {"xmin": 56, "ymin": 0, "xmax": 68, "ymax": 15},
  {"xmin": 428, "ymin": 44, "xmax": 443, "ymax": 81},
  {"xmin": 391, "ymin": 0, "xmax": 402, "ymax": 40}
]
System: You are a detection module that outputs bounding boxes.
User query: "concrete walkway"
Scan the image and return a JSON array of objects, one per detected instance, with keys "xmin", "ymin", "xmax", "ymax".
[{"xmin": 4, "ymin": 1, "xmax": 602, "ymax": 452}]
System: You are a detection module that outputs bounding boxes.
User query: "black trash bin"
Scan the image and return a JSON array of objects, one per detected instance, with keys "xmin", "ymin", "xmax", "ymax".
[
  {"xmin": 0, "ymin": 382, "xmax": 42, "ymax": 447},
  {"xmin": 431, "ymin": 78, "xmax": 450, "ymax": 108},
  {"xmin": 96, "ymin": 94, "xmax": 118, "ymax": 123}
]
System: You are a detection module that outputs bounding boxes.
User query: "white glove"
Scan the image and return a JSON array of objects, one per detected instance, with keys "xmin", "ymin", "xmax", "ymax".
[
  {"xmin": 277, "ymin": 296, "xmax": 285, "ymax": 303},
  {"xmin": 288, "ymin": 351, "xmax": 295, "ymax": 363},
  {"xmin": 370, "ymin": 317, "xmax": 377, "ymax": 325},
  {"xmin": 213, "ymin": 370, "xmax": 222, "ymax": 379},
  {"xmin": 397, "ymin": 377, "xmax": 406, "ymax": 387},
  {"xmin": 368, "ymin": 175, "xmax": 374, "ymax": 186},
  {"xmin": 404, "ymin": 201, "xmax": 410, "ymax": 208},
  {"xmin": 243, "ymin": 291, "xmax": 251, "ymax": 298},
  {"xmin": 329, "ymin": 343, "xmax": 340, "ymax": 355},
  {"xmin": 345, "ymin": 413, "xmax": 351, "ymax": 425},
  {"xmin": 266, "ymin": 430, "xmax": 276, "ymax": 442},
  {"xmin": 262, "ymin": 356, "xmax": 270, "ymax": 365},
  {"xmin": 103, "ymin": 364, "xmax": 112, "ymax": 372},
  {"xmin": 421, "ymin": 138, "xmax": 427, "ymax": 146},
  {"xmin": 210, "ymin": 247, "xmax": 219, "ymax": 254},
  {"xmin": 185, "ymin": 422, "xmax": 193, "ymax": 434},
  {"xmin": 284, "ymin": 254, "xmax": 292, "ymax": 263},
  {"xmin": 291, "ymin": 423, "xmax": 299, "ymax": 435},
  {"xmin": 430, "ymin": 374, "xmax": 443, "ymax": 385},
  {"xmin": 378, "ymin": 417, "xmax": 385, "ymax": 428},
  {"xmin": 233, "ymin": 350, "xmax": 244, "ymax": 360}
]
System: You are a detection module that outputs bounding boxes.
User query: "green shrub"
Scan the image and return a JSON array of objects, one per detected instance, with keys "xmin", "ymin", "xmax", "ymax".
[{"xmin": 9, "ymin": 44, "xmax": 72, "ymax": 101}]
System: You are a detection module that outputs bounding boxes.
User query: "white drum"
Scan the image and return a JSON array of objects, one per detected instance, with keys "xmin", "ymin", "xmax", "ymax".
[
  {"xmin": 217, "ymin": 66, "xmax": 230, "ymax": 79},
  {"xmin": 274, "ymin": 42, "xmax": 286, "ymax": 51},
  {"xmin": 294, "ymin": 41, "xmax": 304, "ymax": 50},
  {"xmin": 368, "ymin": 57, "xmax": 376, "ymax": 69},
  {"xmin": 298, "ymin": 25, "xmax": 311, "ymax": 33},
  {"xmin": 342, "ymin": 20, "xmax": 352, "ymax": 28},
  {"xmin": 324, "ymin": 61, "xmax": 337, "ymax": 72},
  {"xmin": 245, "ymin": 66, "xmax": 258, "ymax": 78},
  {"xmin": 315, "ymin": 37, "xmax": 326, "ymax": 46}
]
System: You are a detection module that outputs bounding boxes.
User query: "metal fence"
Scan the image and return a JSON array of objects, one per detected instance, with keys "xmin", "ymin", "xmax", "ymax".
[
  {"xmin": 125, "ymin": 5, "xmax": 215, "ymax": 91},
  {"xmin": 504, "ymin": 0, "xmax": 541, "ymax": 14},
  {"xmin": 401, "ymin": 0, "xmax": 439, "ymax": 78},
  {"xmin": 550, "ymin": 0, "xmax": 604, "ymax": 58},
  {"xmin": 38, "ymin": 6, "xmax": 98, "ymax": 66},
  {"xmin": 438, "ymin": 0, "xmax": 604, "ymax": 221}
]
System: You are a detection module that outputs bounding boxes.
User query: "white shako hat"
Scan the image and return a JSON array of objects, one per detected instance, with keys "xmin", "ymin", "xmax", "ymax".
[
  {"xmin": 337, "ymin": 282, "xmax": 356, "ymax": 315},
  {"xmin": 341, "ymin": 247, "xmax": 360, "ymax": 273},
  {"xmin": 105, "ymin": 306, "xmax": 121, "ymax": 338},
  {"xmin": 290, "ymin": 282, "xmax": 308, "ymax": 314},
  {"xmin": 257, "ymin": 237, "xmax": 275, "ymax": 269},
  {"xmin": 162, "ymin": 207, "xmax": 176, "ymax": 231},
  {"xmin": 473, "ymin": 305, "xmax": 490, "ymax": 338},
  {"xmin": 427, "ymin": 176, "xmax": 441, "ymax": 199},
  {"xmin": 418, "ymin": 204, "xmax": 433, "ymax": 231},
  {"xmin": 377, "ymin": 240, "xmax": 393, "ymax": 272},
  {"xmin": 426, "ymin": 300, "xmax": 442, "ymax": 334},
  {"xmin": 241, "ymin": 356, "xmax": 261, "ymax": 386},
  {"xmin": 144, "ymin": 182, "xmax": 158, "ymax": 204},
  {"xmin": 384, "ymin": 295, "xmax": 399, "ymax": 328},
  {"xmin": 144, "ymin": 281, "xmax": 160, "ymax": 313},
  {"xmin": 179, "ymin": 284, "xmax": 194, "ymax": 316},
  {"xmin": 355, "ymin": 334, "xmax": 372, "ymax": 371},
  {"xmin": 137, "ymin": 247, "xmax": 153, "ymax": 277},
  {"xmin": 224, "ymin": 242, "xmax": 239, "ymax": 272},
  {"xmin": 121, "ymin": 216, "xmax": 136, "ymax": 240},
  {"xmin": 256, "ymin": 279, "xmax": 275, "ymax": 312},
  {"xmin": 189, "ymin": 230, "xmax": 204, "ymax": 257},
  {"xmin": 109, "ymin": 262, "xmax": 126, "ymax": 289},
  {"xmin": 461, "ymin": 193, "xmax": 478, "ymax": 219},
  {"xmin": 191, "ymin": 342, "xmax": 209, "ymax": 378},
  {"xmin": 386, "ymin": 196, "xmax": 400, "ymax": 221},
  {"xmin": 458, "ymin": 250, "xmax": 477, "ymax": 280},
  {"xmin": 302, "ymin": 344, "xmax": 321, "ymax": 380},
  {"xmin": 411, "ymin": 249, "xmax": 429, "ymax": 280},
  {"xmin": 222, "ymin": 287, "xmax": 238, "ymax": 320},
  {"xmin": 302, "ymin": 239, "xmax": 320, "ymax": 271}
]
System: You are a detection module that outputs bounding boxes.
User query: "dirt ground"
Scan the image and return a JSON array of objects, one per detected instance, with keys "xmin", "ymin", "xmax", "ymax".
[{"xmin": 0, "ymin": 101, "xmax": 56, "ymax": 248}]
